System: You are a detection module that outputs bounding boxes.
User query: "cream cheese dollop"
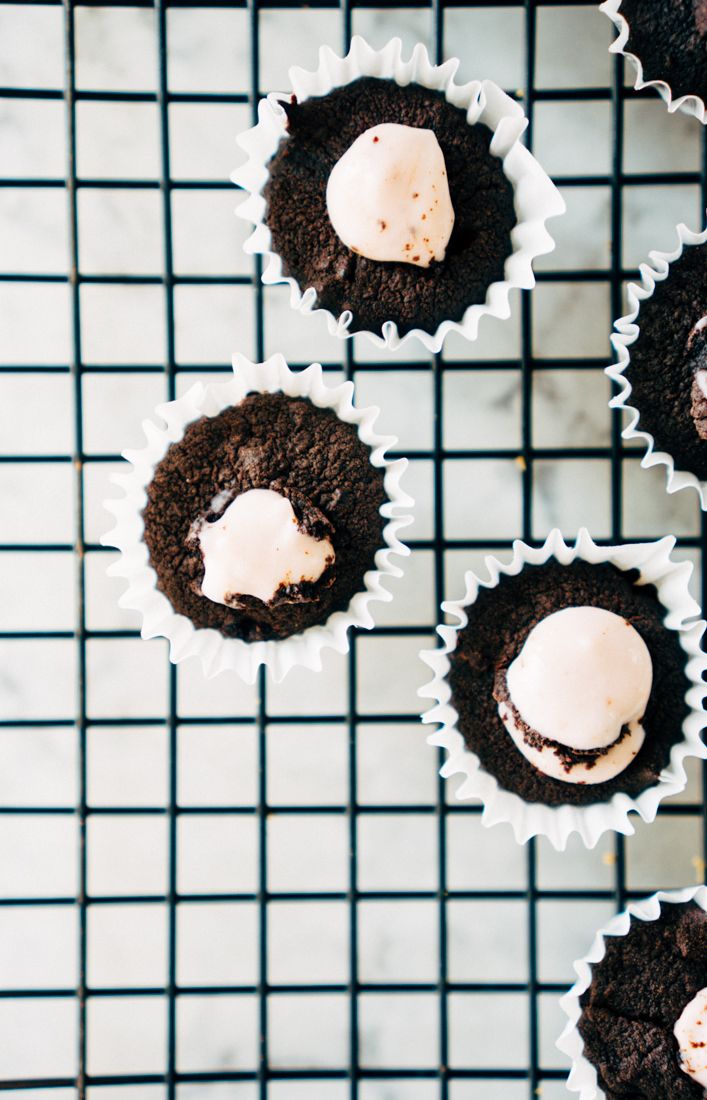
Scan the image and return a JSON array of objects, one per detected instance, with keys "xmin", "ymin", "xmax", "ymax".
[
  {"xmin": 196, "ymin": 488, "xmax": 334, "ymax": 607},
  {"xmin": 689, "ymin": 316, "xmax": 707, "ymax": 343},
  {"xmin": 674, "ymin": 987, "xmax": 707, "ymax": 1090},
  {"xmin": 687, "ymin": 317, "xmax": 707, "ymax": 441},
  {"xmin": 326, "ymin": 123, "xmax": 454, "ymax": 268},
  {"xmin": 695, "ymin": 1, "xmax": 707, "ymax": 38},
  {"xmin": 498, "ymin": 606, "xmax": 653, "ymax": 785}
]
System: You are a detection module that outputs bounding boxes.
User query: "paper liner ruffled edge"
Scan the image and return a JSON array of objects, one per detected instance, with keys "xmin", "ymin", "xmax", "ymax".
[
  {"xmin": 418, "ymin": 527, "xmax": 707, "ymax": 851},
  {"xmin": 232, "ymin": 35, "xmax": 565, "ymax": 353},
  {"xmin": 600, "ymin": 0, "xmax": 707, "ymax": 124},
  {"xmin": 606, "ymin": 220, "xmax": 707, "ymax": 510},
  {"xmin": 557, "ymin": 885, "xmax": 707, "ymax": 1098},
  {"xmin": 101, "ymin": 353, "xmax": 414, "ymax": 684}
]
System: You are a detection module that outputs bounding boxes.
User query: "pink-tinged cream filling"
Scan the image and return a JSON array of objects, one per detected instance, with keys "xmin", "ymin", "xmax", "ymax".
[
  {"xmin": 196, "ymin": 488, "xmax": 334, "ymax": 607},
  {"xmin": 326, "ymin": 123, "xmax": 454, "ymax": 268},
  {"xmin": 675, "ymin": 987, "xmax": 707, "ymax": 1089},
  {"xmin": 498, "ymin": 606, "xmax": 653, "ymax": 784}
]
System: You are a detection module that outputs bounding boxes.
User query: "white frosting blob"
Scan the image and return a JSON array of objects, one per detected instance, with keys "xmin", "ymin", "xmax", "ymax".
[
  {"xmin": 498, "ymin": 701, "xmax": 646, "ymax": 785},
  {"xmin": 196, "ymin": 488, "xmax": 334, "ymax": 606},
  {"xmin": 696, "ymin": 369, "xmax": 707, "ymax": 401},
  {"xmin": 675, "ymin": 987, "xmax": 707, "ymax": 1089},
  {"xmin": 326, "ymin": 123, "xmax": 454, "ymax": 268},
  {"xmin": 505, "ymin": 606, "xmax": 653, "ymax": 752}
]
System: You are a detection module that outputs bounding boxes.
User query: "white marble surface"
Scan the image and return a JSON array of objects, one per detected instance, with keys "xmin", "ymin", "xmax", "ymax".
[{"xmin": 0, "ymin": 2, "xmax": 705, "ymax": 1096}]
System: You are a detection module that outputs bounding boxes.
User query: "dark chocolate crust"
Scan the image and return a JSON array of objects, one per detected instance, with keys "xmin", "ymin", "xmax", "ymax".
[
  {"xmin": 620, "ymin": 0, "xmax": 707, "ymax": 104},
  {"xmin": 264, "ymin": 76, "xmax": 516, "ymax": 337},
  {"xmin": 447, "ymin": 559, "xmax": 690, "ymax": 807},
  {"xmin": 142, "ymin": 392, "xmax": 387, "ymax": 642},
  {"xmin": 623, "ymin": 241, "xmax": 707, "ymax": 482},
  {"xmin": 578, "ymin": 903, "xmax": 707, "ymax": 1099},
  {"xmin": 494, "ymin": 691, "xmax": 633, "ymax": 775}
]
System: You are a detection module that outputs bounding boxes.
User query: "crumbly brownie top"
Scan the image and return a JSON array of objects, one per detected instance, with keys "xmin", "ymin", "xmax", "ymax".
[
  {"xmin": 264, "ymin": 77, "xmax": 516, "ymax": 337},
  {"xmin": 578, "ymin": 903, "xmax": 707, "ymax": 1099},
  {"xmin": 623, "ymin": 242, "xmax": 707, "ymax": 482},
  {"xmin": 620, "ymin": 0, "xmax": 707, "ymax": 104},
  {"xmin": 447, "ymin": 559, "xmax": 689, "ymax": 806},
  {"xmin": 142, "ymin": 392, "xmax": 387, "ymax": 642}
]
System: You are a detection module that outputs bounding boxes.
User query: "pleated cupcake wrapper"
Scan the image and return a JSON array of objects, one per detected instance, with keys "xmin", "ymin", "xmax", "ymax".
[
  {"xmin": 606, "ymin": 221, "xmax": 707, "ymax": 510},
  {"xmin": 419, "ymin": 527, "xmax": 707, "ymax": 851},
  {"xmin": 557, "ymin": 885, "xmax": 707, "ymax": 1099},
  {"xmin": 233, "ymin": 35, "xmax": 565, "ymax": 354},
  {"xmin": 101, "ymin": 353, "xmax": 413, "ymax": 684},
  {"xmin": 600, "ymin": 1, "xmax": 707, "ymax": 125}
]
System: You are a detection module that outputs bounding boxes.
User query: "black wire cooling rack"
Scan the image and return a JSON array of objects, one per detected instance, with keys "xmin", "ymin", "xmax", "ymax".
[{"xmin": 1, "ymin": 0, "xmax": 707, "ymax": 1097}]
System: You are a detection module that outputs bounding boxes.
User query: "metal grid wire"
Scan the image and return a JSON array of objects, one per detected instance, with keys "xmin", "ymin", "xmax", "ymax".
[{"xmin": 1, "ymin": 0, "xmax": 706, "ymax": 1096}]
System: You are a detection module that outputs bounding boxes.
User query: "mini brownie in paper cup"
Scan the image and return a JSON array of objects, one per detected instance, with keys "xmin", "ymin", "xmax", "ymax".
[
  {"xmin": 233, "ymin": 35, "xmax": 565, "ymax": 353},
  {"xmin": 600, "ymin": 0, "xmax": 707, "ymax": 124},
  {"xmin": 607, "ymin": 221, "xmax": 707, "ymax": 509},
  {"xmin": 419, "ymin": 528, "xmax": 706, "ymax": 850},
  {"xmin": 102, "ymin": 353, "xmax": 413, "ymax": 684},
  {"xmin": 557, "ymin": 885, "xmax": 707, "ymax": 1098}
]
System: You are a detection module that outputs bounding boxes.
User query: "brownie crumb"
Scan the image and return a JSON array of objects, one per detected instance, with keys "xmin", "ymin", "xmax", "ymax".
[
  {"xmin": 142, "ymin": 392, "xmax": 387, "ymax": 642},
  {"xmin": 264, "ymin": 77, "xmax": 516, "ymax": 337},
  {"xmin": 620, "ymin": 0, "xmax": 707, "ymax": 104},
  {"xmin": 578, "ymin": 903, "xmax": 707, "ymax": 1099},
  {"xmin": 623, "ymin": 242, "xmax": 707, "ymax": 482},
  {"xmin": 447, "ymin": 559, "xmax": 690, "ymax": 807}
]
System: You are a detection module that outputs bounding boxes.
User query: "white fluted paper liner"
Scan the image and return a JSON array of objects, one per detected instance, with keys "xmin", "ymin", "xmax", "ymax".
[
  {"xmin": 607, "ymin": 221, "xmax": 707, "ymax": 510},
  {"xmin": 557, "ymin": 885, "xmax": 707, "ymax": 1098},
  {"xmin": 233, "ymin": 35, "xmax": 565, "ymax": 353},
  {"xmin": 419, "ymin": 527, "xmax": 707, "ymax": 850},
  {"xmin": 101, "ymin": 353, "xmax": 413, "ymax": 684},
  {"xmin": 600, "ymin": 1, "xmax": 707, "ymax": 124}
]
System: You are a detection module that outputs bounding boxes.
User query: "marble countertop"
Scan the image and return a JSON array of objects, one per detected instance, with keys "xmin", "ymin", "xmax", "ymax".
[{"xmin": 0, "ymin": 2, "xmax": 705, "ymax": 1095}]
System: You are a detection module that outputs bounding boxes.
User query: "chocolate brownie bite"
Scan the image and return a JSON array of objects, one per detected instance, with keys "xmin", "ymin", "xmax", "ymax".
[
  {"xmin": 578, "ymin": 902, "xmax": 707, "ymax": 1099},
  {"xmin": 264, "ymin": 76, "xmax": 516, "ymax": 337},
  {"xmin": 622, "ymin": 241, "xmax": 707, "ymax": 483},
  {"xmin": 618, "ymin": 0, "xmax": 707, "ymax": 107},
  {"xmin": 447, "ymin": 559, "xmax": 690, "ymax": 807},
  {"xmin": 142, "ymin": 392, "xmax": 387, "ymax": 643}
]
